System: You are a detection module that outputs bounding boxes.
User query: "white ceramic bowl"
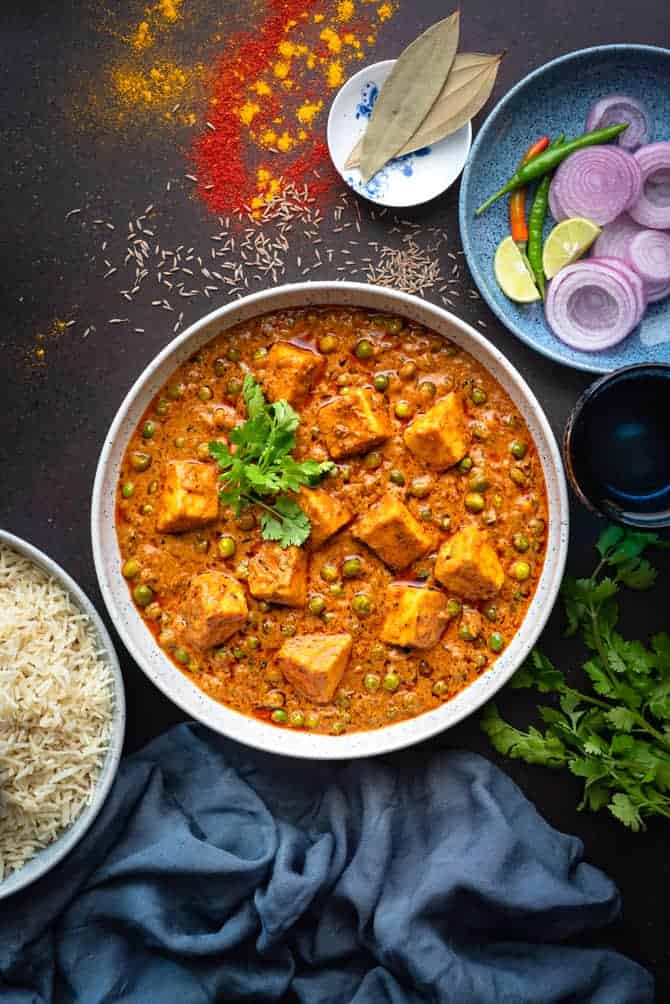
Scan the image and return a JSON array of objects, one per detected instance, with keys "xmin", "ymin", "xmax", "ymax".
[
  {"xmin": 327, "ymin": 59, "xmax": 471, "ymax": 208},
  {"xmin": 0, "ymin": 529, "xmax": 125, "ymax": 899},
  {"xmin": 92, "ymin": 282, "xmax": 569, "ymax": 760}
]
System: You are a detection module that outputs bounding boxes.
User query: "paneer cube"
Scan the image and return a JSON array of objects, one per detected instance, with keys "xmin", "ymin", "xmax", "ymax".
[
  {"xmin": 261, "ymin": 342, "xmax": 325, "ymax": 407},
  {"xmin": 299, "ymin": 486, "xmax": 352, "ymax": 549},
  {"xmin": 379, "ymin": 583, "xmax": 449, "ymax": 650},
  {"xmin": 434, "ymin": 525, "xmax": 504, "ymax": 602},
  {"xmin": 403, "ymin": 392, "xmax": 468, "ymax": 469},
  {"xmin": 248, "ymin": 543, "xmax": 308, "ymax": 607},
  {"xmin": 156, "ymin": 460, "xmax": 219, "ymax": 533},
  {"xmin": 319, "ymin": 388, "xmax": 392, "ymax": 459},
  {"xmin": 182, "ymin": 571, "xmax": 248, "ymax": 649},
  {"xmin": 352, "ymin": 493, "xmax": 434, "ymax": 570},
  {"xmin": 278, "ymin": 633, "xmax": 353, "ymax": 703}
]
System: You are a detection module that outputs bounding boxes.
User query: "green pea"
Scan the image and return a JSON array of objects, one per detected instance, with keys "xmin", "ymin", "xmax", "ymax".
[
  {"xmin": 133, "ymin": 584, "xmax": 153, "ymax": 607},
  {"xmin": 383, "ymin": 671, "xmax": 400, "ymax": 692},
  {"xmin": 238, "ymin": 512, "xmax": 256, "ymax": 531},
  {"xmin": 510, "ymin": 467, "xmax": 528, "ymax": 488},
  {"xmin": 142, "ymin": 421, "xmax": 156, "ymax": 439},
  {"xmin": 305, "ymin": 711, "xmax": 320, "ymax": 729},
  {"xmin": 173, "ymin": 646, "xmax": 190, "ymax": 665},
  {"xmin": 130, "ymin": 451, "xmax": 152, "ymax": 472},
  {"xmin": 457, "ymin": 456, "xmax": 473, "ymax": 473},
  {"xmin": 440, "ymin": 515, "xmax": 451, "ymax": 531},
  {"xmin": 271, "ymin": 709, "xmax": 289, "ymax": 724},
  {"xmin": 145, "ymin": 601, "xmax": 162, "ymax": 621},
  {"xmin": 342, "ymin": 556, "xmax": 362, "ymax": 578},
  {"xmin": 373, "ymin": 373, "xmax": 389, "ymax": 392},
  {"xmin": 167, "ymin": 382, "xmax": 185, "ymax": 400},
  {"xmin": 408, "ymin": 475, "xmax": 432, "ymax": 498},
  {"xmin": 402, "ymin": 691, "xmax": 418, "ymax": 712},
  {"xmin": 227, "ymin": 378, "xmax": 243, "ymax": 397},
  {"xmin": 510, "ymin": 439, "xmax": 527, "ymax": 460},
  {"xmin": 489, "ymin": 631, "xmax": 505, "ymax": 653},
  {"xmin": 226, "ymin": 347, "xmax": 241, "ymax": 362},
  {"xmin": 352, "ymin": 593, "xmax": 372, "ymax": 616},
  {"xmin": 419, "ymin": 380, "xmax": 436, "ymax": 398},
  {"xmin": 389, "ymin": 469, "xmax": 406, "ymax": 486},
  {"xmin": 308, "ymin": 595, "xmax": 326, "ymax": 615},
  {"xmin": 258, "ymin": 601, "xmax": 271, "ymax": 613},
  {"xmin": 122, "ymin": 558, "xmax": 140, "ymax": 579},
  {"xmin": 289, "ymin": 711, "xmax": 305, "ymax": 728},
  {"xmin": 121, "ymin": 482, "xmax": 135, "ymax": 499},
  {"xmin": 141, "ymin": 503, "xmax": 154, "ymax": 516},
  {"xmin": 529, "ymin": 517, "xmax": 545, "ymax": 537},
  {"xmin": 174, "ymin": 436, "xmax": 186, "ymax": 449},
  {"xmin": 419, "ymin": 506, "xmax": 433, "ymax": 522},
  {"xmin": 485, "ymin": 605, "xmax": 498, "ymax": 622},
  {"xmin": 399, "ymin": 361, "xmax": 417, "ymax": 380},
  {"xmin": 468, "ymin": 472, "xmax": 490, "ymax": 492},
  {"xmin": 195, "ymin": 385, "xmax": 212, "ymax": 402},
  {"xmin": 320, "ymin": 563, "xmax": 339, "ymax": 583},
  {"xmin": 513, "ymin": 533, "xmax": 530, "ymax": 553},
  {"xmin": 363, "ymin": 673, "xmax": 380, "ymax": 692},
  {"xmin": 331, "ymin": 719, "xmax": 347, "ymax": 735},
  {"xmin": 414, "ymin": 568, "xmax": 430, "ymax": 580},
  {"xmin": 458, "ymin": 624, "xmax": 476, "ymax": 642},
  {"xmin": 394, "ymin": 400, "xmax": 412, "ymax": 419},
  {"xmin": 253, "ymin": 347, "xmax": 268, "ymax": 361},
  {"xmin": 197, "ymin": 442, "xmax": 211, "ymax": 461},
  {"xmin": 247, "ymin": 636, "xmax": 261, "ymax": 650},
  {"xmin": 266, "ymin": 690, "xmax": 285, "ymax": 708},
  {"xmin": 363, "ymin": 451, "xmax": 382, "ymax": 470},
  {"xmin": 281, "ymin": 623, "xmax": 297, "ymax": 637},
  {"xmin": 446, "ymin": 599, "xmax": 462, "ymax": 618},
  {"xmin": 464, "ymin": 492, "xmax": 485, "ymax": 513},
  {"xmin": 329, "ymin": 582, "xmax": 344, "ymax": 597},
  {"xmin": 218, "ymin": 536, "xmax": 236, "ymax": 558},
  {"xmin": 193, "ymin": 538, "xmax": 209, "ymax": 553},
  {"xmin": 471, "ymin": 387, "xmax": 487, "ymax": 405},
  {"xmin": 512, "ymin": 560, "xmax": 531, "ymax": 582},
  {"xmin": 155, "ymin": 398, "xmax": 170, "ymax": 416},
  {"xmin": 384, "ymin": 317, "xmax": 404, "ymax": 334},
  {"xmin": 318, "ymin": 334, "xmax": 336, "ymax": 353},
  {"xmin": 336, "ymin": 373, "xmax": 349, "ymax": 387},
  {"xmin": 355, "ymin": 339, "xmax": 374, "ymax": 360},
  {"xmin": 214, "ymin": 357, "xmax": 227, "ymax": 376},
  {"xmin": 432, "ymin": 679, "xmax": 448, "ymax": 697},
  {"xmin": 232, "ymin": 646, "xmax": 244, "ymax": 660}
]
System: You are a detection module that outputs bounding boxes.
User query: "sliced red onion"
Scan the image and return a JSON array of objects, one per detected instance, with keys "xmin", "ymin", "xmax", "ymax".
[
  {"xmin": 629, "ymin": 142, "xmax": 670, "ymax": 229},
  {"xmin": 646, "ymin": 278, "xmax": 670, "ymax": 303},
  {"xmin": 625, "ymin": 229, "xmax": 670, "ymax": 287},
  {"xmin": 549, "ymin": 147, "xmax": 642, "ymax": 226},
  {"xmin": 545, "ymin": 261, "xmax": 640, "ymax": 351},
  {"xmin": 548, "ymin": 180, "xmax": 568, "ymax": 222},
  {"xmin": 585, "ymin": 95, "xmax": 650, "ymax": 151},
  {"xmin": 591, "ymin": 213, "xmax": 642, "ymax": 259},
  {"xmin": 589, "ymin": 256, "xmax": 647, "ymax": 322}
]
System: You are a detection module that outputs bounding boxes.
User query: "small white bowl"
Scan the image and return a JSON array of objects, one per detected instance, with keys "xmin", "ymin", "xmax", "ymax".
[
  {"xmin": 0, "ymin": 530, "xmax": 125, "ymax": 900},
  {"xmin": 92, "ymin": 281, "xmax": 569, "ymax": 762},
  {"xmin": 327, "ymin": 59, "xmax": 472, "ymax": 208}
]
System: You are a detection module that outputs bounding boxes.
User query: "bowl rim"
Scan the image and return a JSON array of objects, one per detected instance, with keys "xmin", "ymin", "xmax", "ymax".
[
  {"xmin": 91, "ymin": 281, "xmax": 569, "ymax": 760},
  {"xmin": 0, "ymin": 528, "xmax": 125, "ymax": 900},
  {"xmin": 326, "ymin": 57, "xmax": 472, "ymax": 208},
  {"xmin": 458, "ymin": 42, "xmax": 670, "ymax": 375}
]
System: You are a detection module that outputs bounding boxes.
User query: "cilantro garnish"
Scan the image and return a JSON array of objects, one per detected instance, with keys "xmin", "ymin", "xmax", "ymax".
[
  {"xmin": 481, "ymin": 525, "xmax": 670, "ymax": 831},
  {"xmin": 209, "ymin": 374, "xmax": 333, "ymax": 548}
]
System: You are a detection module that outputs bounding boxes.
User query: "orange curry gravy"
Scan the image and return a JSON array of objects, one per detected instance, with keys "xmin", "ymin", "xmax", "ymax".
[{"xmin": 116, "ymin": 308, "xmax": 548, "ymax": 735}]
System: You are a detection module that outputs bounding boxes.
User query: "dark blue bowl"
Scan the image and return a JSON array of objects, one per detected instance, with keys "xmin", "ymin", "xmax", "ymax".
[{"xmin": 459, "ymin": 44, "xmax": 670, "ymax": 374}]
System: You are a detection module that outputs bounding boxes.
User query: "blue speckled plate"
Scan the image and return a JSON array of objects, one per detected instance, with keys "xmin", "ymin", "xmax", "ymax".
[{"xmin": 459, "ymin": 44, "xmax": 670, "ymax": 373}]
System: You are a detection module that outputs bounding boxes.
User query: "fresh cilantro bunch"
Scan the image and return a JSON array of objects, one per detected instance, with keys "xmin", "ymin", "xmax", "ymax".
[
  {"xmin": 482, "ymin": 525, "xmax": 670, "ymax": 831},
  {"xmin": 209, "ymin": 374, "xmax": 333, "ymax": 548}
]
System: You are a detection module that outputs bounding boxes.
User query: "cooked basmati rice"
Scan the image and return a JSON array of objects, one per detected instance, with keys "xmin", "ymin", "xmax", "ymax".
[{"xmin": 0, "ymin": 544, "xmax": 113, "ymax": 880}]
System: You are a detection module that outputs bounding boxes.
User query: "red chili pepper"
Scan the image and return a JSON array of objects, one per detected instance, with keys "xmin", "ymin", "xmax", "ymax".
[{"xmin": 509, "ymin": 136, "xmax": 550, "ymax": 248}]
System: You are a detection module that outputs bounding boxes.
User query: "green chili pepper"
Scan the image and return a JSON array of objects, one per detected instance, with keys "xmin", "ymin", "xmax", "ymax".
[
  {"xmin": 527, "ymin": 134, "xmax": 565, "ymax": 299},
  {"xmin": 475, "ymin": 123, "xmax": 628, "ymax": 216}
]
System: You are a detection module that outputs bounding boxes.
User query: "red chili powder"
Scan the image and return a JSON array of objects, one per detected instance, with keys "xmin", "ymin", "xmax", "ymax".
[{"xmin": 193, "ymin": 0, "xmax": 342, "ymax": 216}]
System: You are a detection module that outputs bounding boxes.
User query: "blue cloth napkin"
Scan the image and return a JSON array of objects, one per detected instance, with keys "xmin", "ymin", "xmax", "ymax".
[{"xmin": 0, "ymin": 723, "xmax": 653, "ymax": 1004}]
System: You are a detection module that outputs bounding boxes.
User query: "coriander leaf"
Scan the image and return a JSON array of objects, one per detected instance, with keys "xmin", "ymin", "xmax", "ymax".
[
  {"xmin": 590, "ymin": 577, "xmax": 619, "ymax": 604},
  {"xmin": 596, "ymin": 524, "xmax": 625, "ymax": 558},
  {"xmin": 616, "ymin": 558, "xmax": 657, "ymax": 590},
  {"xmin": 208, "ymin": 440, "xmax": 234, "ymax": 467},
  {"xmin": 605, "ymin": 707, "xmax": 637, "ymax": 732},
  {"xmin": 605, "ymin": 530, "xmax": 659, "ymax": 566},
  {"xmin": 582, "ymin": 658, "xmax": 615, "ymax": 697},
  {"xmin": 610, "ymin": 733, "xmax": 635, "ymax": 756},
  {"xmin": 581, "ymin": 781, "xmax": 612, "ymax": 812},
  {"xmin": 651, "ymin": 633, "xmax": 670, "ymax": 670},
  {"xmin": 243, "ymin": 372, "xmax": 266, "ymax": 421},
  {"xmin": 609, "ymin": 792, "xmax": 644, "ymax": 831},
  {"xmin": 569, "ymin": 757, "xmax": 609, "ymax": 780},
  {"xmin": 259, "ymin": 495, "xmax": 311, "ymax": 548},
  {"xmin": 480, "ymin": 705, "xmax": 569, "ymax": 767},
  {"xmin": 583, "ymin": 736, "xmax": 607, "ymax": 756},
  {"xmin": 648, "ymin": 682, "xmax": 670, "ymax": 722},
  {"xmin": 511, "ymin": 650, "xmax": 566, "ymax": 692}
]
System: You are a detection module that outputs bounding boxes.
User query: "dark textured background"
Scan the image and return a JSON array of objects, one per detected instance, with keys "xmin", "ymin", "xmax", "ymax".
[{"xmin": 2, "ymin": 0, "xmax": 669, "ymax": 994}]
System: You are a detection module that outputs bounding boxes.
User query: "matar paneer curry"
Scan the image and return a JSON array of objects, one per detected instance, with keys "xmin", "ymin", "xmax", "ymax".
[{"xmin": 116, "ymin": 308, "xmax": 548, "ymax": 735}]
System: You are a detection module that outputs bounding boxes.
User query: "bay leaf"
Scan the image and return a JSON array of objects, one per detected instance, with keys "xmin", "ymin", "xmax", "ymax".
[
  {"xmin": 345, "ymin": 51, "xmax": 502, "ymax": 171},
  {"xmin": 358, "ymin": 11, "xmax": 460, "ymax": 183}
]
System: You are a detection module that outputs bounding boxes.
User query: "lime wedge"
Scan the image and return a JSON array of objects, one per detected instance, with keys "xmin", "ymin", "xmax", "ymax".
[
  {"xmin": 542, "ymin": 217, "xmax": 601, "ymax": 279},
  {"xmin": 494, "ymin": 236, "xmax": 540, "ymax": 303}
]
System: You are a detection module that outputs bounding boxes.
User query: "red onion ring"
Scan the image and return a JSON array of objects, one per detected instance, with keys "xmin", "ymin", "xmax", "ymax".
[
  {"xmin": 589, "ymin": 256, "xmax": 648, "ymax": 322},
  {"xmin": 585, "ymin": 95, "xmax": 650, "ymax": 151},
  {"xmin": 545, "ymin": 261, "xmax": 640, "ymax": 350},
  {"xmin": 548, "ymin": 180, "xmax": 568, "ymax": 222},
  {"xmin": 629, "ymin": 143, "xmax": 670, "ymax": 229},
  {"xmin": 646, "ymin": 278, "xmax": 670, "ymax": 304},
  {"xmin": 549, "ymin": 147, "xmax": 642, "ymax": 226},
  {"xmin": 591, "ymin": 214, "xmax": 642, "ymax": 259},
  {"xmin": 625, "ymin": 229, "xmax": 670, "ymax": 285}
]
